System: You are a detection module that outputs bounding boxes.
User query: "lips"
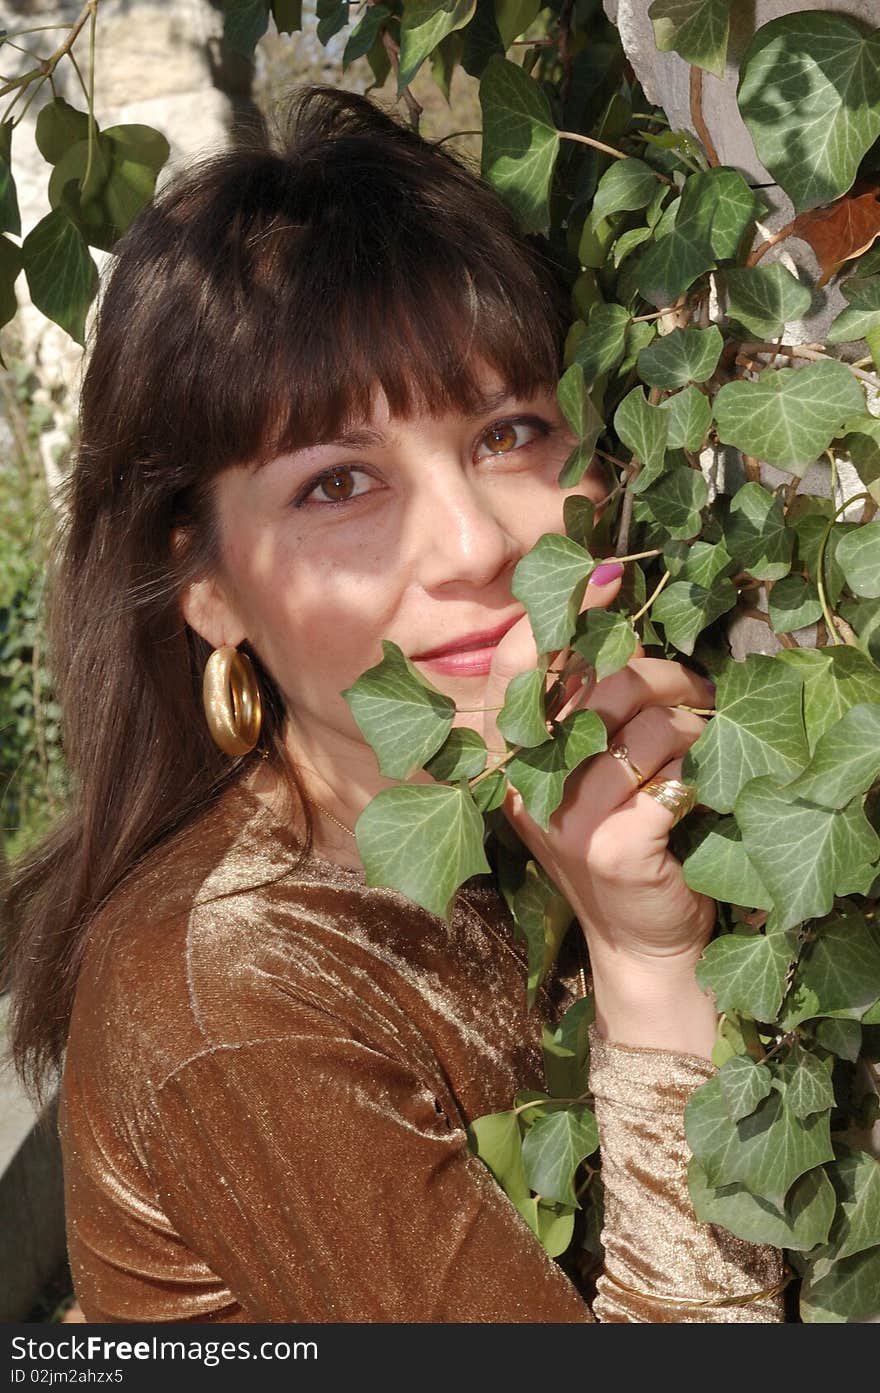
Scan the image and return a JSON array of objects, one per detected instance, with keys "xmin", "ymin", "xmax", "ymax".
[{"xmin": 411, "ymin": 611, "xmax": 525, "ymax": 661}]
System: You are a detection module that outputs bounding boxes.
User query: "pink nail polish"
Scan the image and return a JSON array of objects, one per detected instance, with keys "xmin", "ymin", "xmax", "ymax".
[{"xmin": 590, "ymin": 561, "xmax": 624, "ymax": 587}]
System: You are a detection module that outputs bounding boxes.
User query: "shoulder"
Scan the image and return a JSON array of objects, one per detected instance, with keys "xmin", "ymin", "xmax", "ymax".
[{"xmin": 66, "ymin": 775, "xmax": 509, "ymax": 1091}]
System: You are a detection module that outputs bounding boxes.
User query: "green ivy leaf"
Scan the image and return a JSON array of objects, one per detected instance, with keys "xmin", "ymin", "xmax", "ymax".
[
  {"xmin": 343, "ymin": 3, "xmax": 391, "ymax": 66},
  {"xmin": 836, "ymin": 522, "xmax": 880, "ymax": 598},
  {"xmin": 688, "ymin": 1157, "xmax": 836, "ymax": 1252},
  {"xmin": 21, "ymin": 207, "xmax": 98, "ymax": 346},
  {"xmin": 521, "ymin": 1103, "xmax": 599, "ymax": 1206},
  {"xmin": 398, "ymin": 0, "xmax": 477, "ymax": 91},
  {"xmin": 506, "ymin": 708, "xmax": 607, "ymax": 830},
  {"xmin": 722, "ymin": 264, "xmax": 814, "ymax": 341},
  {"xmin": 738, "ymin": 12, "xmax": 880, "ymax": 213},
  {"xmin": 777, "ymin": 645, "xmax": 880, "ymax": 751},
  {"xmin": 510, "ymin": 533, "xmax": 595, "ymax": 654},
  {"xmin": 768, "ymin": 575, "xmax": 823, "ymax": 634},
  {"xmin": 556, "ymin": 363, "xmax": 603, "ymax": 486},
  {"xmin": 718, "ymin": 1053, "xmax": 773, "ymax": 1123},
  {"xmin": 494, "ymin": 0, "xmax": 542, "ymax": 48},
  {"xmin": 778, "ymin": 1044, "xmax": 836, "ymax": 1119},
  {"xmin": 695, "ymin": 923, "xmax": 796, "ymax": 1022},
  {"xmin": 0, "ymin": 119, "xmax": 21, "ymax": 237},
  {"xmin": 683, "ymin": 654, "xmax": 809, "ymax": 813},
  {"xmin": 658, "ymin": 385, "xmax": 713, "ymax": 452},
  {"xmin": 543, "ymin": 995, "xmax": 593, "ymax": 1100},
  {"xmin": 684, "ymin": 1076, "xmax": 834, "ymax": 1206},
  {"xmin": 638, "ymin": 169, "xmax": 763, "ymax": 306},
  {"xmin": 468, "ymin": 1109, "xmax": 530, "ymax": 1207},
  {"xmin": 574, "ymin": 303, "xmax": 631, "ymax": 384},
  {"xmin": 590, "ymin": 157, "xmax": 659, "ymax": 226},
  {"xmin": 814, "ymin": 1017, "xmax": 862, "ymax": 1061},
  {"xmin": 496, "ymin": 662, "xmax": 551, "ymax": 748},
  {"xmin": 424, "ymin": 728, "xmax": 489, "ymax": 781},
  {"xmin": 723, "ymin": 482, "xmax": 794, "ymax": 581},
  {"xmin": 271, "ymin": 1, "xmax": 302, "ymax": 34},
  {"xmin": 714, "ymin": 360, "xmax": 865, "ymax": 473},
  {"xmin": 681, "ymin": 815, "xmax": 774, "ymax": 909},
  {"xmin": 801, "ymin": 1244, "xmax": 880, "ymax": 1323},
  {"xmin": 651, "ymin": 574, "xmax": 736, "ymax": 656},
  {"xmin": 839, "ymin": 413, "xmax": 880, "ymax": 485},
  {"xmin": 471, "ymin": 767, "xmax": 509, "ymax": 814},
  {"xmin": 648, "ymin": 0, "xmax": 731, "ymax": 78},
  {"xmin": 562, "ymin": 496, "xmax": 595, "ymax": 551},
  {"xmin": 635, "ymin": 463, "xmax": 708, "ymax": 539},
  {"xmin": 735, "ymin": 779, "xmax": 880, "ymax": 932},
  {"xmin": 0, "ymin": 233, "xmax": 22, "ymax": 344},
  {"xmin": 784, "ymin": 910, "xmax": 880, "ymax": 1027},
  {"xmin": 828, "ymin": 276, "xmax": 880, "ymax": 346},
  {"xmin": 781, "ymin": 704, "xmax": 880, "ymax": 809},
  {"xmin": 637, "ymin": 325, "xmax": 723, "ymax": 390},
  {"xmin": 820, "ymin": 1147, "xmax": 880, "ymax": 1264},
  {"xmin": 614, "ymin": 386, "xmax": 669, "ymax": 490},
  {"xmin": 571, "ymin": 609, "xmax": 638, "ymax": 683},
  {"xmin": 342, "ymin": 640, "xmax": 455, "ymax": 780},
  {"xmin": 480, "ymin": 55, "xmax": 560, "ymax": 234},
  {"xmin": 355, "ymin": 782, "xmax": 490, "ymax": 921},
  {"xmin": 510, "ymin": 860, "xmax": 575, "ymax": 1007},
  {"xmin": 222, "ymin": 0, "xmax": 271, "ymax": 55},
  {"xmin": 34, "ymin": 97, "xmax": 91, "ymax": 165},
  {"xmin": 316, "ymin": 0, "xmax": 349, "ymax": 45}
]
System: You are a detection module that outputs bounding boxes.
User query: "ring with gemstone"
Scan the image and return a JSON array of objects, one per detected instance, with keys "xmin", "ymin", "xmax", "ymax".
[
  {"xmin": 639, "ymin": 777, "xmax": 697, "ymax": 827},
  {"xmin": 608, "ymin": 742, "xmax": 646, "ymax": 786}
]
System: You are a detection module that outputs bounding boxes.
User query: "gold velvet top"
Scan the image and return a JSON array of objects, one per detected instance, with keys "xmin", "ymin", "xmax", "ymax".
[{"xmin": 58, "ymin": 775, "xmax": 786, "ymax": 1323}]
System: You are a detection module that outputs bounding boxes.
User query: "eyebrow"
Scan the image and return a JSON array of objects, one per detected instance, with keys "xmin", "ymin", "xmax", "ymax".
[{"xmin": 254, "ymin": 386, "xmax": 529, "ymax": 470}]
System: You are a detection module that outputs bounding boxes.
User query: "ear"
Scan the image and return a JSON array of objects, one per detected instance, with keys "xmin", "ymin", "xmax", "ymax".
[{"xmin": 178, "ymin": 571, "xmax": 248, "ymax": 651}]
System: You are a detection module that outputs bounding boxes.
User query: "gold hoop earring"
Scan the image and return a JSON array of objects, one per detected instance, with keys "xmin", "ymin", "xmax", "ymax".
[{"xmin": 202, "ymin": 645, "xmax": 263, "ymax": 757}]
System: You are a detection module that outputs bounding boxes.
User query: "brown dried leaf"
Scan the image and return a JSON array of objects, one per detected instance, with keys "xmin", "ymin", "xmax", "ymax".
[{"xmin": 791, "ymin": 183, "xmax": 880, "ymax": 288}]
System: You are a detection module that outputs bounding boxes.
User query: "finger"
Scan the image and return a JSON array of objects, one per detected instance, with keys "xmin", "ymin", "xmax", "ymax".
[
  {"xmin": 632, "ymin": 756, "xmax": 698, "ymax": 840},
  {"xmin": 578, "ymin": 657, "xmax": 716, "ymax": 734},
  {"xmin": 558, "ymin": 707, "xmax": 706, "ymax": 815}
]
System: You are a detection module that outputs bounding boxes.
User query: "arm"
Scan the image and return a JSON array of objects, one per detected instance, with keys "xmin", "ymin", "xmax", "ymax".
[
  {"xmin": 137, "ymin": 1008, "xmax": 594, "ymax": 1323},
  {"xmin": 587, "ymin": 1027, "xmax": 786, "ymax": 1322}
]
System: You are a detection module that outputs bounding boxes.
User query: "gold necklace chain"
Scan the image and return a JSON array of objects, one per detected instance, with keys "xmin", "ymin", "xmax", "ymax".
[
  {"xmin": 301, "ymin": 792, "xmax": 357, "ymax": 839},
  {"xmin": 301, "ymin": 793, "xmax": 589, "ymax": 1003}
]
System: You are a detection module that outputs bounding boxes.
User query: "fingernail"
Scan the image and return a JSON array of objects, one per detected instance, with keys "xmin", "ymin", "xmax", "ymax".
[
  {"xmin": 705, "ymin": 680, "xmax": 717, "ymax": 696},
  {"xmin": 590, "ymin": 561, "xmax": 624, "ymax": 587}
]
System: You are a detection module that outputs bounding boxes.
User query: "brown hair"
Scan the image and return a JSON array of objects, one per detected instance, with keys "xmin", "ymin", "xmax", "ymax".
[{"xmin": 2, "ymin": 84, "xmax": 576, "ymax": 1099}]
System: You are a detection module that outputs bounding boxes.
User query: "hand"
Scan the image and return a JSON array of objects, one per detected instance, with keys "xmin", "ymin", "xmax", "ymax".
[{"xmin": 482, "ymin": 569, "xmax": 719, "ymax": 1054}]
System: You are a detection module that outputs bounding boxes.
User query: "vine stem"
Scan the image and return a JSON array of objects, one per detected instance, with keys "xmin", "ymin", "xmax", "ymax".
[
  {"xmin": 746, "ymin": 217, "xmax": 798, "ymax": 268},
  {"xmin": 81, "ymin": 0, "xmax": 97, "ymax": 195},
  {"xmin": 0, "ymin": 0, "xmax": 96, "ymax": 101},
  {"xmin": 816, "ymin": 489, "xmax": 874, "ymax": 647},
  {"xmin": 376, "ymin": 13, "xmax": 421, "ymax": 131},
  {"xmin": 558, "ymin": 129, "xmax": 628, "ymax": 160},
  {"xmin": 735, "ymin": 340, "xmax": 880, "ymax": 391},
  {"xmin": 688, "ymin": 66, "xmax": 720, "ymax": 167},
  {"xmin": 631, "ymin": 569, "xmax": 671, "ymax": 624},
  {"xmin": 615, "ymin": 547, "xmax": 662, "ymax": 564}
]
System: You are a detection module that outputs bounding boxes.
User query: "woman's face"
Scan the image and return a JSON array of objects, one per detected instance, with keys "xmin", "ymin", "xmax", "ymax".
[{"xmin": 184, "ymin": 357, "xmax": 610, "ymax": 785}]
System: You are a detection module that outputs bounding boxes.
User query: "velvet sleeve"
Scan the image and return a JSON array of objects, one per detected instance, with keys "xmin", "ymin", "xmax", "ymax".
[
  {"xmin": 137, "ymin": 1009, "xmax": 594, "ymax": 1323},
  {"xmin": 587, "ymin": 1028, "xmax": 787, "ymax": 1323}
]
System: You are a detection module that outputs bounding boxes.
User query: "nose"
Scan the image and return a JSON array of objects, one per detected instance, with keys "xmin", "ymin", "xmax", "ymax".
[{"xmin": 407, "ymin": 460, "xmax": 521, "ymax": 592}]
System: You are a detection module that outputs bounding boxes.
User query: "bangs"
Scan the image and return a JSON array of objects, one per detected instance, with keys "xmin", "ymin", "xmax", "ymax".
[{"xmin": 99, "ymin": 89, "xmax": 571, "ymax": 494}]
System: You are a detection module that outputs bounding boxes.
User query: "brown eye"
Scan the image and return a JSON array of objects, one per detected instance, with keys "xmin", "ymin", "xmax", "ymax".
[
  {"xmin": 319, "ymin": 469, "xmax": 356, "ymax": 502},
  {"xmin": 485, "ymin": 422, "xmax": 519, "ymax": 454}
]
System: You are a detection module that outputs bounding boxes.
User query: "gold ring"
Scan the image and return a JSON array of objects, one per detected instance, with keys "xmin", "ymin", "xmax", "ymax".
[
  {"xmin": 608, "ymin": 742, "xmax": 646, "ymax": 785},
  {"xmin": 640, "ymin": 778, "xmax": 697, "ymax": 827}
]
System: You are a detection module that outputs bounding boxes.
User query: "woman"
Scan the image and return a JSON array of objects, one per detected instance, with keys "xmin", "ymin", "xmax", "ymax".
[{"xmin": 4, "ymin": 86, "xmax": 786, "ymax": 1323}]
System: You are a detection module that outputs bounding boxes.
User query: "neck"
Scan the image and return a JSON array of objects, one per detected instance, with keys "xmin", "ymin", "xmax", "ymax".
[{"xmin": 246, "ymin": 712, "xmax": 436, "ymax": 873}]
